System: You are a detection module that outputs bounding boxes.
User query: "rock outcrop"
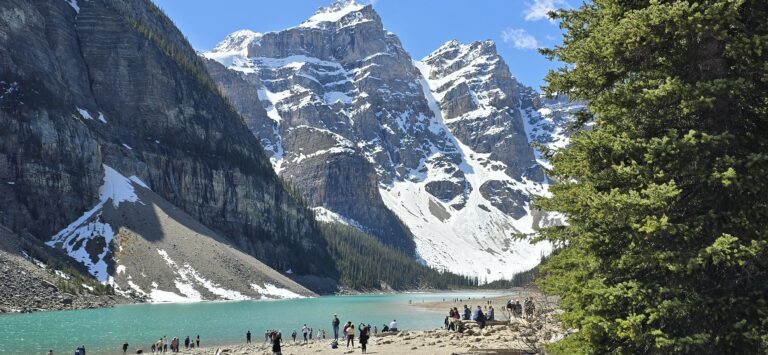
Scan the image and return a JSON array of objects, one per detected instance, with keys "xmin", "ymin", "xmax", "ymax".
[{"xmin": 0, "ymin": 226, "xmax": 128, "ymax": 313}]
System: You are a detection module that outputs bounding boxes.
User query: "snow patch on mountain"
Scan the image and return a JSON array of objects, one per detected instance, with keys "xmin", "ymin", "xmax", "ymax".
[
  {"xmin": 373, "ymin": 61, "xmax": 552, "ymax": 280},
  {"xmin": 313, "ymin": 207, "xmax": 366, "ymax": 231},
  {"xmin": 522, "ymin": 94, "xmax": 586, "ymax": 169},
  {"xmin": 204, "ymin": 30, "xmax": 262, "ymax": 71},
  {"xmin": 300, "ymin": 0, "xmax": 366, "ymax": 28},
  {"xmin": 156, "ymin": 249, "xmax": 250, "ymax": 302},
  {"xmin": 251, "ymin": 283, "xmax": 305, "ymax": 300},
  {"xmin": 46, "ymin": 165, "xmax": 146, "ymax": 282},
  {"xmin": 64, "ymin": 0, "xmax": 79, "ymax": 14}
]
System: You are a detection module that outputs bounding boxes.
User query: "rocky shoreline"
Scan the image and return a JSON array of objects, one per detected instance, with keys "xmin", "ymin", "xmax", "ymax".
[{"xmin": 0, "ymin": 228, "xmax": 133, "ymax": 314}]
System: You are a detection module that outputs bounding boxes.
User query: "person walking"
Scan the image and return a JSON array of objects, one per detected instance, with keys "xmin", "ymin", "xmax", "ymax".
[
  {"xmin": 291, "ymin": 330, "xmax": 297, "ymax": 343},
  {"xmin": 332, "ymin": 314, "xmax": 341, "ymax": 340}
]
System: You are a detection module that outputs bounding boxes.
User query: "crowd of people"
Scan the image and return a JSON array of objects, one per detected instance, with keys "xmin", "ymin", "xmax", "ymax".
[
  {"xmin": 443, "ymin": 297, "xmax": 537, "ymax": 333},
  {"xmin": 54, "ymin": 314, "xmax": 401, "ymax": 355},
  {"xmin": 505, "ymin": 297, "xmax": 537, "ymax": 319},
  {"xmin": 147, "ymin": 335, "xmax": 200, "ymax": 353},
  {"xmin": 444, "ymin": 303, "xmax": 495, "ymax": 331},
  {"xmin": 243, "ymin": 315, "xmax": 401, "ymax": 354}
]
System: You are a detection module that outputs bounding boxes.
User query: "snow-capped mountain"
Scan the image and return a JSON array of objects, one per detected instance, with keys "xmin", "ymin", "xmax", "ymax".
[{"xmin": 202, "ymin": 0, "xmax": 578, "ymax": 281}]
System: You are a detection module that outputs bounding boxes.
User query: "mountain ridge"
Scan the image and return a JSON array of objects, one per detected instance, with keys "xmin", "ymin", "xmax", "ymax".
[{"xmin": 203, "ymin": 0, "xmax": 578, "ymax": 281}]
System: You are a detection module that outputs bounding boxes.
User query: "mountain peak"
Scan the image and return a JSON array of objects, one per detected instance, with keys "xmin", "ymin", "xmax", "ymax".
[
  {"xmin": 423, "ymin": 39, "xmax": 499, "ymax": 63},
  {"xmin": 300, "ymin": 0, "xmax": 371, "ymax": 28},
  {"xmin": 212, "ymin": 29, "xmax": 262, "ymax": 53}
]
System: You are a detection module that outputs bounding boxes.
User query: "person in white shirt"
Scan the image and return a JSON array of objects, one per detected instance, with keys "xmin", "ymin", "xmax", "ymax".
[{"xmin": 389, "ymin": 320, "xmax": 398, "ymax": 332}]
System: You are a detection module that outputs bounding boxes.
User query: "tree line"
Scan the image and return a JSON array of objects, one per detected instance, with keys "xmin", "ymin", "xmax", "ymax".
[{"xmin": 318, "ymin": 222, "xmax": 479, "ymax": 290}]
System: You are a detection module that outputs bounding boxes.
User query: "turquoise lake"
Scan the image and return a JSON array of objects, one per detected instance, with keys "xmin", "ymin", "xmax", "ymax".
[{"xmin": 0, "ymin": 291, "xmax": 508, "ymax": 354}]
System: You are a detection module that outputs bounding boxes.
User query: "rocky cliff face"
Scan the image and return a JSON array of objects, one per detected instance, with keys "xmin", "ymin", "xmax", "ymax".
[
  {"xmin": 0, "ymin": 0, "xmax": 334, "ymax": 299},
  {"xmin": 203, "ymin": 0, "xmax": 568, "ymax": 280}
]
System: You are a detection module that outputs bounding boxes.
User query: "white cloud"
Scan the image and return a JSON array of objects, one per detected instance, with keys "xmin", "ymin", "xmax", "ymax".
[
  {"xmin": 501, "ymin": 28, "xmax": 539, "ymax": 49},
  {"xmin": 523, "ymin": 0, "xmax": 567, "ymax": 22}
]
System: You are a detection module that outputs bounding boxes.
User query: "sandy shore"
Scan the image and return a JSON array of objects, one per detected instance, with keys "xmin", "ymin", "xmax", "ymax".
[
  {"xmin": 183, "ymin": 329, "xmax": 532, "ymax": 355},
  {"xmin": 174, "ymin": 289, "xmax": 564, "ymax": 355}
]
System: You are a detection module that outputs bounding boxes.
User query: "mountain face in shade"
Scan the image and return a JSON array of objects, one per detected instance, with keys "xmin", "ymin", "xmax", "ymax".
[{"xmin": 0, "ymin": 0, "xmax": 334, "ymax": 300}]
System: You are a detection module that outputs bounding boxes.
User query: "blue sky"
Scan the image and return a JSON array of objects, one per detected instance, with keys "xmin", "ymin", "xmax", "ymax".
[{"xmin": 153, "ymin": 0, "xmax": 571, "ymax": 89}]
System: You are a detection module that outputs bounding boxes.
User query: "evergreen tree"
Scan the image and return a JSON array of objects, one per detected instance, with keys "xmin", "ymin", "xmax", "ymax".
[{"xmin": 537, "ymin": 1, "xmax": 768, "ymax": 353}]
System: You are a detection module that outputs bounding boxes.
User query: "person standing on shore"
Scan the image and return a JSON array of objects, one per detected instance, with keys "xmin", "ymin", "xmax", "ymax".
[
  {"xmin": 291, "ymin": 329, "xmax": 297, "ymax": 343},
  {"xmin": 246, "ymin": 330, "xmax": 251, "ymax": 344},
  {"xmin": 123, "ymin": 341, "xmax": 129, "ymax": 354},
  {"xmin": 488, "ymin": 306, "xmax": 495, "ymax": 321},
  {"xmin": 463, "ymin": 305, "xmax": 471, "ymax": 320},
  {"xmin": 270, "ymin": 331, "xmax": 282, "ymax": 355},
  {"xmin": 332, "ymin": 314, "xmax": 340, "ymax": 340},
  {"xmin": 47, "ymin": 350, "xmax": 53, "ymax": 355},
  {"xmin": 359, "ymin": 323, "xmax": 370, "ymax": 354},
  {"xmin": 196, "ymin": 335, "xmax": 200, "ymax": 348},
  {"xmin": 344, "ymin": 321, "xmax": 355, "ymax": 348},
  {"xmin": 302, "ymin": 324, "xmax": 309, "ymax": 343}
]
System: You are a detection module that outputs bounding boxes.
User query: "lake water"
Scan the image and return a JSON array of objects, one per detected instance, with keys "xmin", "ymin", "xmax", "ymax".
[{"xmin": 0, "ymin": 291, "xmax": 507, "ymax": 354}]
